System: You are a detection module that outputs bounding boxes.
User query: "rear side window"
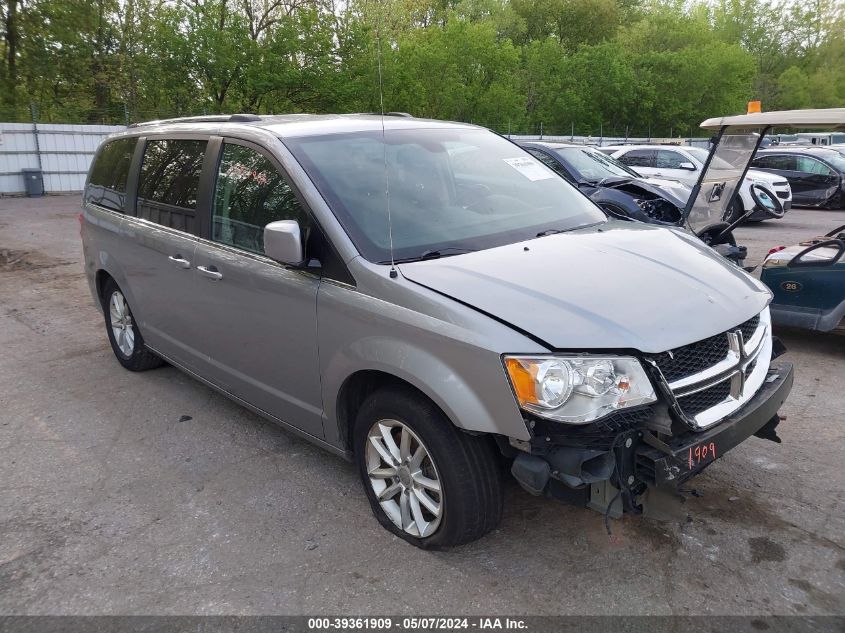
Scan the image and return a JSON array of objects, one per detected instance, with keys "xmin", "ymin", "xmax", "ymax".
[
  {"xmin": 211, "ymin": 143, "xmax": 310, "ymax": 255},
  {"xmin": 617, "ymin": 149, "xmax": 655, "ymax": 168},
  {"xmin": 754, "ymin": 155, "xmax": 797, "ymax": 171},
  {"xmin": 137, "ymin": 139, "xmax": 207, "ymax": 235},
  {"xmin": 86, "ymin": 138, "xmax": 137, "ymax": 212}
]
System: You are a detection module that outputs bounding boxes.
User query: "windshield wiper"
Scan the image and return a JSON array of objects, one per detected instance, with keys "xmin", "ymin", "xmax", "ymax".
[
  {"xmin": 419, "ymin": 247, "xmax": 476, "ymax": 260},
  {"xmin": 384, "ymin": 247, "xmax": 477, "ymax": 264},
  {"xmin": 536, "ymin": 228, "xmax": 569, "ymax": 237},
  {"xmin": 596, "ymin": 176, "xmax": 632, "ymax": 187},
  {"xmin": 580, "ymin": 177, "xmax": 631, "ymax": 188}
]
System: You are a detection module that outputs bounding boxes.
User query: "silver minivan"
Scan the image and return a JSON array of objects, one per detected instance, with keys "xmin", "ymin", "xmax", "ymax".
[{"xmin": 81, "ymin": 114, "xmax": 793, "ymax": 547}]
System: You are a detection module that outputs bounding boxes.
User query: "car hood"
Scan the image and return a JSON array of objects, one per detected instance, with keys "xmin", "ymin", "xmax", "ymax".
[
  {"xmin": 399, "ymin": 222, "xmax": 770, "ymax": 353},
  {"xmin": 635, "ymin": 177, "xmax": 692, "ymax": 207},
  {"xmin": 642, "ymin": 178, "xmax": 692, "ymax": 208}
]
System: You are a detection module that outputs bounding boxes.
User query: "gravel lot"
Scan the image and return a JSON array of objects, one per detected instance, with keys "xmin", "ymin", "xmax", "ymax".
[{"xmin": 1, "ymin": 195, "xmax": 843, "ymax": 616}]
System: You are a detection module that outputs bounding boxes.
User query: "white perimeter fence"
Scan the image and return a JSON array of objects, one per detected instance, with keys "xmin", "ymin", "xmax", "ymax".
[
  {"xmin": 508, "ymin": 134, "xmax": 711, "ymax": 149},
  {"xmin": 0, "ymin": 122, "xmax": 712, "ymax": 195},
  {"xmin": 0, "ymin": 122, "xmax": 125, "ymax": 195}
]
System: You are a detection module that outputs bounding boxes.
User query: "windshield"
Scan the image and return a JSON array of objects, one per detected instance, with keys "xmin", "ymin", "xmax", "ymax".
[
  {"xmin": 684, "ymin": 147, "xmax": 709, "ymax": 164},
  {"xmin": 284, "ymin": 128, "xmax": 607, "ymax": 263},
  {"xmin": 554, "ymin": 147, "xmax": 638, "ymax": 181},
  {"xmin": 686, "ymin": 132, "xmax": 760, "ymax": 234},
  {"xmin": 685, "ymin": 146, "xmax": 737, "ymax": 171},
  {"xmin": 820, "ymin": 150, "xmax": 845, "ymax": 170}
]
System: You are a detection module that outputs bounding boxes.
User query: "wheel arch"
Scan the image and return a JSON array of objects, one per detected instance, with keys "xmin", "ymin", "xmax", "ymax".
[
  {"xmin": 90, "ymin": 256, "xmax": 140, "ymax": 321},
  {"xmin": 95, "ymin": 269, "xmax": 115, "ymax": 309},
  {"xmin": 327, "ymin": 341, "xmax": 530, "ymax": 453},
  {"xmin": 336, "ymin": 370, "xmax": 437, "ymax": 452}
]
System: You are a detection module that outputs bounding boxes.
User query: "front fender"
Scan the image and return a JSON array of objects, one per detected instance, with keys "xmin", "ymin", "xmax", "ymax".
[
  {"xmin": 317, "ymin": 281, "xmax": 539, "ymax": 449},
  {"xmin": 589, "ymin": 188, "xmax": 640, "ymax": 215},
  {"xmin": 329, "ymin": 336, "xmax": 524, "ymax": 438}
]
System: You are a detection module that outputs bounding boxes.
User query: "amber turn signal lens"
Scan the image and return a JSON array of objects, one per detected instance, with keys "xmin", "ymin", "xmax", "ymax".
[{"xmin": 505, "ymin": 357, "xmax": 537, "ymax": 406}]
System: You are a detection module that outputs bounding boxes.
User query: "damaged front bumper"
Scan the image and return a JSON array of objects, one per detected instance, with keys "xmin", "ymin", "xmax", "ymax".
[
  {"xmin": 636, "ymin": 361, "xmax": 793, "ymax": 487},
  {"xmin": 510, "ymin": 361, "xmax": 794, "ymax": 515}
]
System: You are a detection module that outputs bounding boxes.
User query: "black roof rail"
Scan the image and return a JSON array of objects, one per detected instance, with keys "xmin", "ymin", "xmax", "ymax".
[
  {"xmin": 128, "ymin": 114, "xmax": 263, "ymax": 128},
  {"xmin": 359, "ymin": 112, "xmax": 414, "ymax": 118},
  {"xmin": 228, "ymin": 113, "xmax": 262, "ymax": 122}
]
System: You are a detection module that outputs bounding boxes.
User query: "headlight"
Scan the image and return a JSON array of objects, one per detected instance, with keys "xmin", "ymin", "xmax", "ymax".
[
  {"xmin": 633, "ymin": 198, "xmax": 656, "ymax": 213},
  {"xmin": 504, "ymin": 355, "xmax": 657, "ymax": 424}
]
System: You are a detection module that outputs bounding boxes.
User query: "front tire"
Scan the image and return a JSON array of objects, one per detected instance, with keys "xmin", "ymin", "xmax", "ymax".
[
  {"xmin": 102, "ymin": 278, "xmax": 164, "ymax": 372},
  {"xmin": 353, "ymin": 387, "xmax": 503, "ymax": 548},
  {"xmin": 725, "ymin": 199, "xmax": 744, "ymax": 224}
]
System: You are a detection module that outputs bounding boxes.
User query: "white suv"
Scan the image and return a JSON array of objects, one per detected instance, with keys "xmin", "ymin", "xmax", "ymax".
[{"xmin": 606, "ymin": 144, "xmax": 793, "ymax": 222}]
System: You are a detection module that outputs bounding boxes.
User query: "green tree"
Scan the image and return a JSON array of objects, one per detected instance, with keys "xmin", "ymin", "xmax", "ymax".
[{"xmin": 382, "ymin": 16, "xmax": 523, "ymax": 125}]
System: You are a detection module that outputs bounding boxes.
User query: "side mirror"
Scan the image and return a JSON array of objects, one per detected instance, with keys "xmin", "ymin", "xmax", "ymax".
[
  {"xmin": 679, "ymin": 161, "xmax": 697, "ymax": 171},
  {"xmin": 264, "ymin": 220, "xmax": 303, "ymax": 265}
]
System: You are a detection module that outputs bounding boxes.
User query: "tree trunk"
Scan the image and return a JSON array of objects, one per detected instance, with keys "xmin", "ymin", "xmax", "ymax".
[{"xmin": 5, "ymin": 0, "xmax": 18, "ymax": 99}]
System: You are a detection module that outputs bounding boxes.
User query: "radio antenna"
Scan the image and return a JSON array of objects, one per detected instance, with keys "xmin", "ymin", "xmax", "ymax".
[{"xmin": 376, "ymin": 19, "xmax": 397, "ymax": 279}]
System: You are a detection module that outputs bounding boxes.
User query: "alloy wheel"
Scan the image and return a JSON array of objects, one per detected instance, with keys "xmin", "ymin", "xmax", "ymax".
[
  {"xmin": 365, "ymin": 419, "xmax": 443, "ymax": 538},
  {"xmin": 109, "ymin": 290, "xmax": 135, "ymax": 357}
]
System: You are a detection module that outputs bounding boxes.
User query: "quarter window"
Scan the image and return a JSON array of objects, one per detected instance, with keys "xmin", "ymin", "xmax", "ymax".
[
  {"xmin": 212, "ymin": 143, "xmax": 310, "ymax": 255},
  {"xmin": 795, "ymin": 156, "xmax": 833, "ymax": 176},
  {"xmin": 137, "ymin": 139, "xmax": 207, "ymax": 234},
  {"xmin": 87, "ymin": 138, "xmax": 137, "ymax": 213}
]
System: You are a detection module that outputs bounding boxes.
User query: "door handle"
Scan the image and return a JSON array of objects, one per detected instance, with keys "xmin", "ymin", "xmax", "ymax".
[
  {"xmin": 197, "ymin": 265, "xmax": 223, "ymax": 281},
  {"xmin": 168, "ymin": 255, "xmax": 191, "ymax": 269}
]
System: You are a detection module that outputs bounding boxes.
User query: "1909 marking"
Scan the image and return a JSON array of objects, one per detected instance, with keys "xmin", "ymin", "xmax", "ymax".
[{"xmin": 688, "ymin": 442, "xmax": 717, "ymax": 470}]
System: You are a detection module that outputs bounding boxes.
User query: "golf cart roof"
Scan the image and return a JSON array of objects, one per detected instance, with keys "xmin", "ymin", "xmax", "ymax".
[{"xmin": 700, "ymin": 108, "xmax": 845, "ymax": 131}]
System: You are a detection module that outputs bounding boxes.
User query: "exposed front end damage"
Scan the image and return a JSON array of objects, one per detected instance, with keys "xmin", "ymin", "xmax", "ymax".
[
  {"xmin": 590, "ymin": 181, "xmax": 684, "ymax": 225},
  {"xmin": 508, "ymin": 312, "xmax": 794, "ymax": 522}
]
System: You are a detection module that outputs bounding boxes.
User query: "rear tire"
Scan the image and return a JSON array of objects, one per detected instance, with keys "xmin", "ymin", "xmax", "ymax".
[
  {"xmin": 102, "ymin": 278, "xmax": 164, "ymax": 372},
  {"xmin": 353, "ymin": 386, "xmax": 503, "ymax": 548}
]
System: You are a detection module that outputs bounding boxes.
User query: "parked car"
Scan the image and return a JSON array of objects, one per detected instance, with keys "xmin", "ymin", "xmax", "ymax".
[
  {"xmin": 760, "ymin": 225, "xmax": 845, "ymax": 333},
  {"xmin": 752, "ymin": 147, "xmax": 845, "ymax": 209},
  {"xmin": 523, "ymin": 142, "xmax": 783, "ymax": 266},
  {"xmin": 82, "ymin": 113, "xmax": 793, "ymax": 548},
  {"xmin": 518, "ymin": 141, "xmax": 689, "ymax": 224},
  {"xmin": 606, "ymin": 144, "xmax": 793, "ymax": 222}
]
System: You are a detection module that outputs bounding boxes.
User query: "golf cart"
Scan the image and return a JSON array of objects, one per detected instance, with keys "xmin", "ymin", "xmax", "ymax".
[
  {"xmin": 760, "ymin": 224, "xmax": 845, "ymax": 333},
  {"xmin": 690, "ymin": 109, "xmax": 845, "ymax": 268}
]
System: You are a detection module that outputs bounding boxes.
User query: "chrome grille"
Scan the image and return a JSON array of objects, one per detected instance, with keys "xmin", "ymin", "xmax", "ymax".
[
  {"xmin": 648, "ymin": 315, "xmax": 758, "ymax": 383},
  {"xmin": 676, "ymin": 378, "xmax": 731, "ymax": 417},
  {"xmin": 649, "ymin": 312, "xmax": 770, "ymax": 429},
  {"xmin": 739, "ymin": 315, "xmax": 760, "ymax": 341}
]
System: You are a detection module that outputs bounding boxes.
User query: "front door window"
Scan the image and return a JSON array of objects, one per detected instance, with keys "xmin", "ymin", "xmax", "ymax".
[{"xmin": 212, "ymin": 143, "xmax": 310, "ymax": 255}]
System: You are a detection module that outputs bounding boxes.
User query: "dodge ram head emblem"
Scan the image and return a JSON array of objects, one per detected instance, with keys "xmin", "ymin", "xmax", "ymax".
[{"xmin": 727, "ymin": 329, "xmax": 749, "ymax": 399}]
